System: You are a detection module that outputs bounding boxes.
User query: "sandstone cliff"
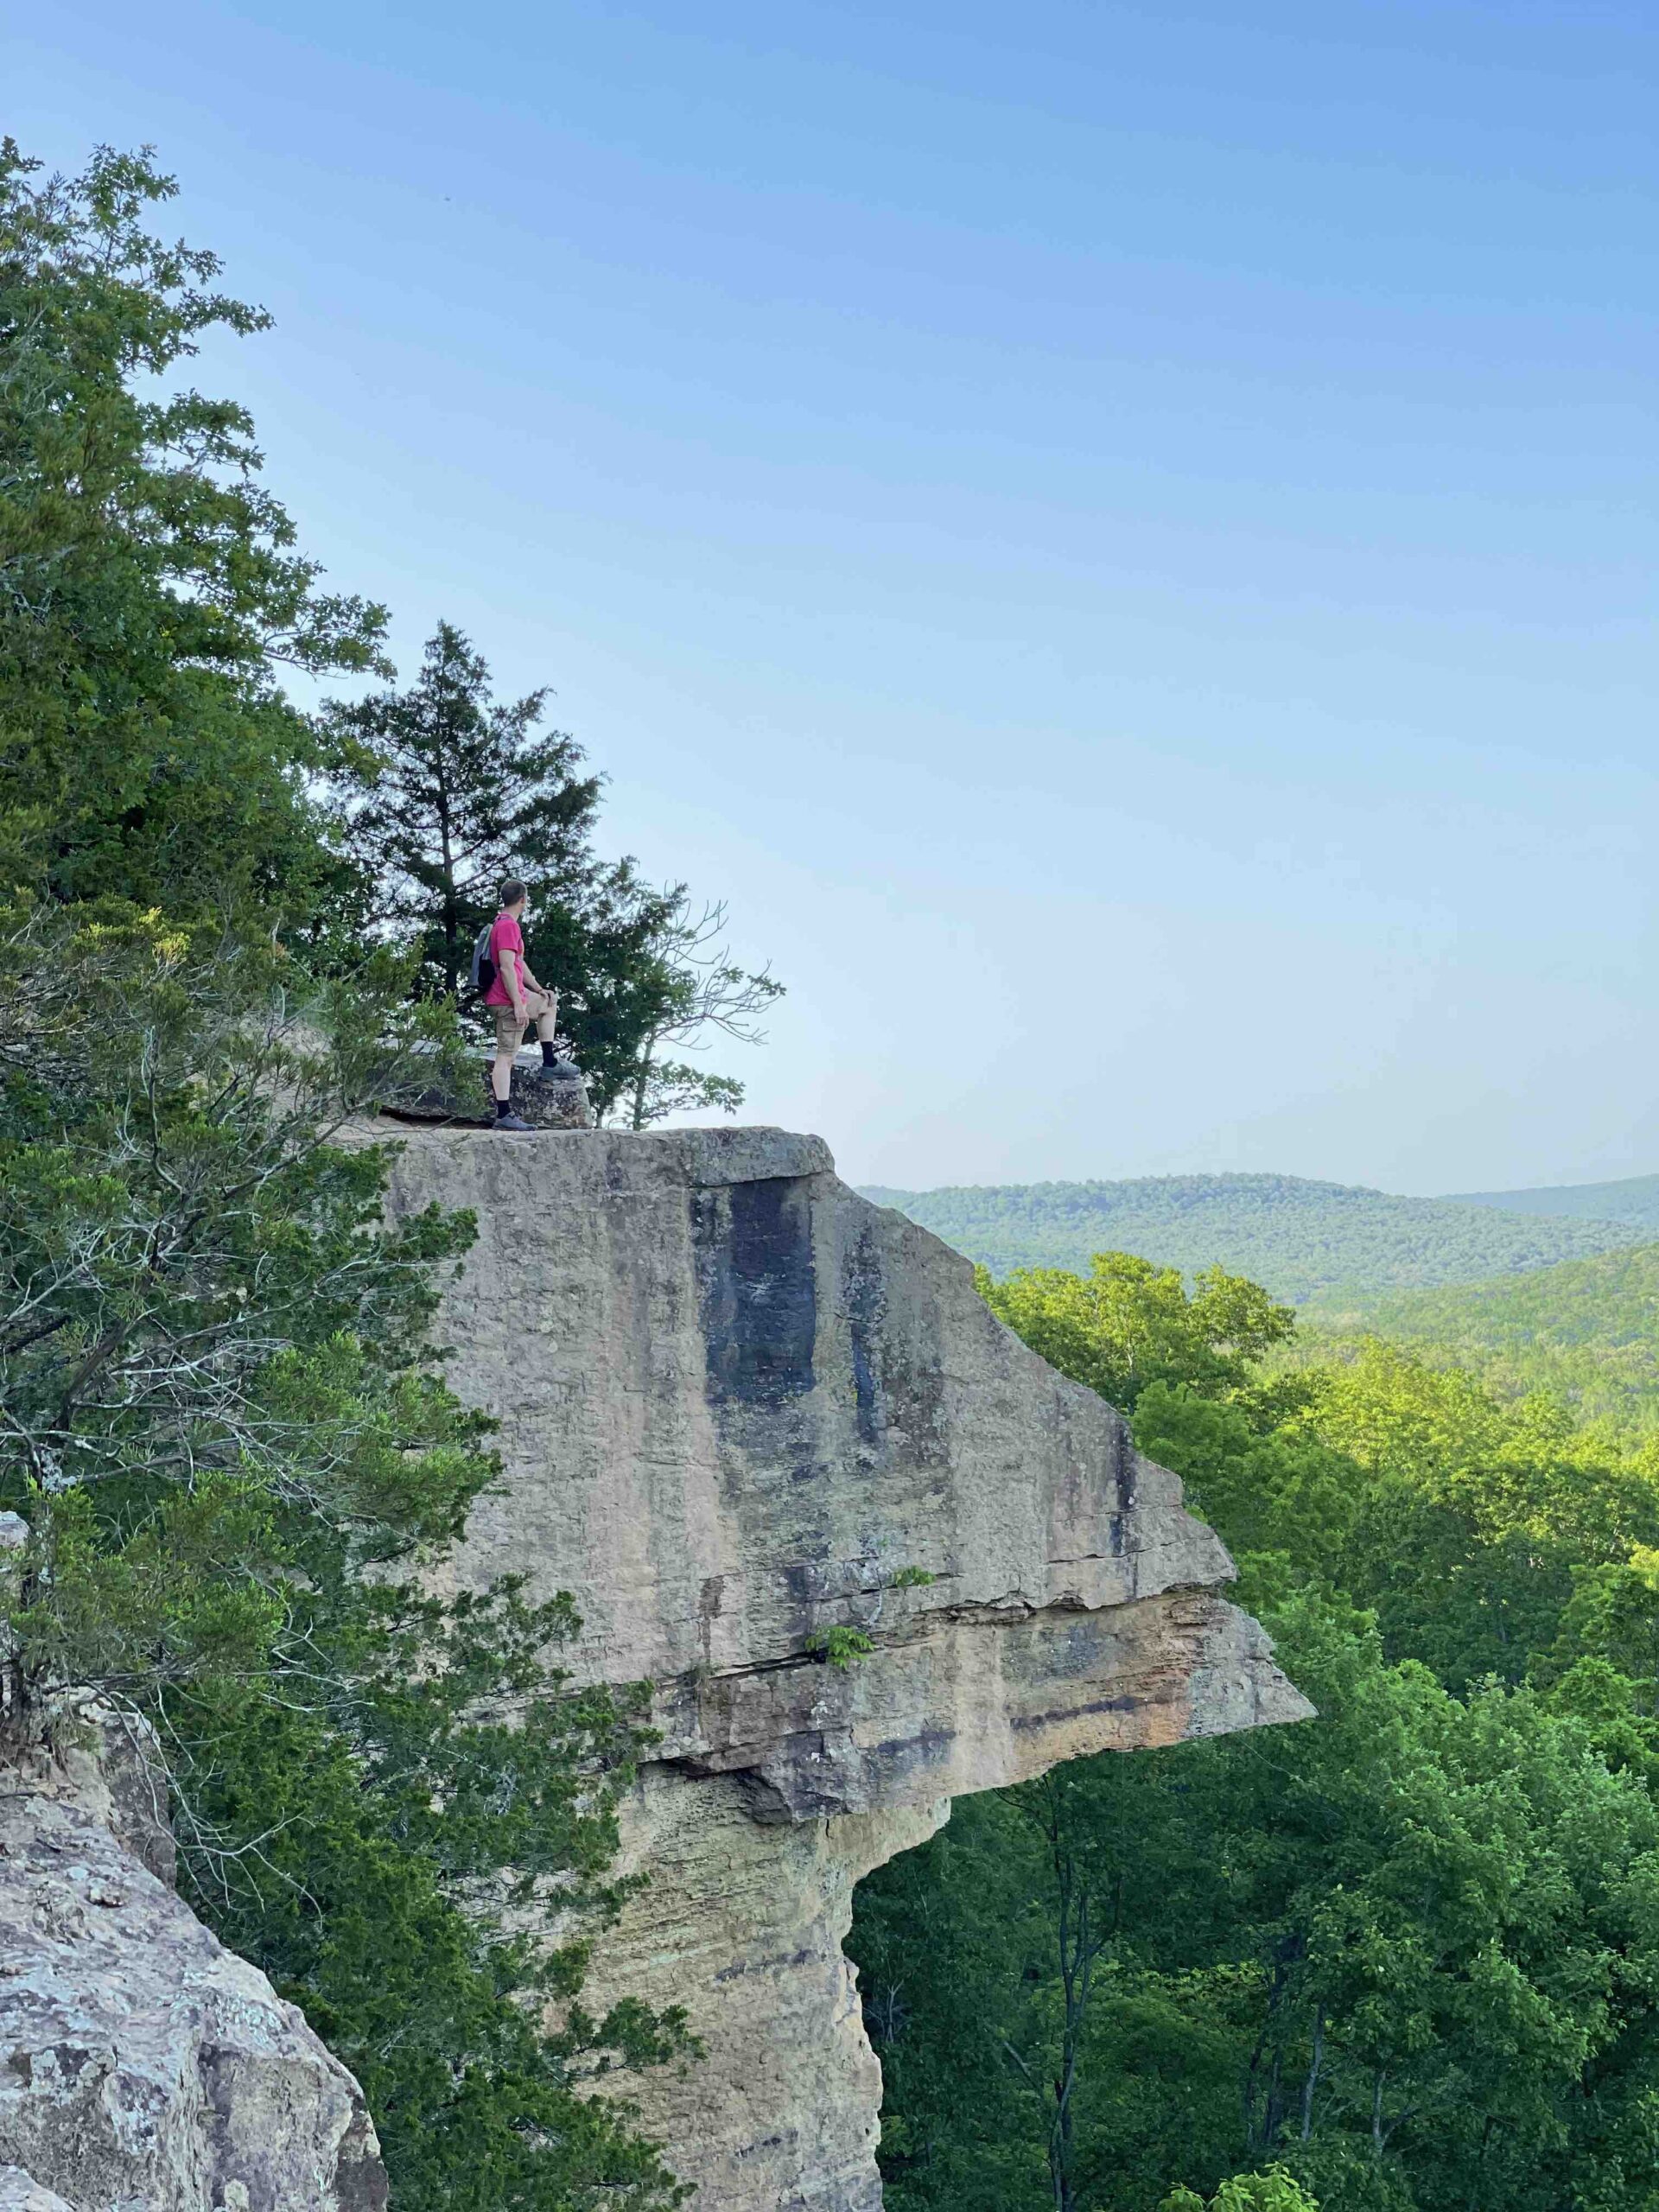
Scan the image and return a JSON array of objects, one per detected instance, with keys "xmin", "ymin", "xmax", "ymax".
[
  {"xmin": 0, "ymin": 1712, "xmax": 387, "ymax": 2212},
  {"xmin": 385, "ymin": 1124, "xmax": 1312, "ymax": 2211}
]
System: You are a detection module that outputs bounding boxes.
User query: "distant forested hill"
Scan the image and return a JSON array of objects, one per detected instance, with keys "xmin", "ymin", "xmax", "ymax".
[
  {"xmin": 1302, "ymin": 1239, "xmax": 1659, "ymax": 1433},
  {"xmin": 1446, "ymin": 1171, "xmax": 1659, "ymax": 1230},
  {"xmin": 856, "ymin": 1173, "xmax": 1645, "ymax": 1303}
]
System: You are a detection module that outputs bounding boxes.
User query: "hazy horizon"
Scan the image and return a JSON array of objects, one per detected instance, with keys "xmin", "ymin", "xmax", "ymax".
[
  {"xmin": 858, "ymin": 1166, "xmax": 1659, "ymax": 1203},
  {"xmin": 16, "ymin": 1, "xmax": 1658, "ymax": 1196}
]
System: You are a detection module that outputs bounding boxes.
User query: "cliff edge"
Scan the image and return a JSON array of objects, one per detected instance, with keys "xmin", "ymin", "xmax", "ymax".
[{"xmin": 385, "ymin": 1124, "xmax": 1313, "ymax": 2210}]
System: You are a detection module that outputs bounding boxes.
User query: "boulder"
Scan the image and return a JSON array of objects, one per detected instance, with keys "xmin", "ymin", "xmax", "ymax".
[
  {"xmin": 0, "ymin": 2171, "xmax": 75, "ymax": 2212},
  {"xmin": 502, "ymin": 1052, "xmax": 594, "ymax": 1128},
  {"xmin": 0, "ymin": 1715, "xmax": 386, "ymax": 2212}
]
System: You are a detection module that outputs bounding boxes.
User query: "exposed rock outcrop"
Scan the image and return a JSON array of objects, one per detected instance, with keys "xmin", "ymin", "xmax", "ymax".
[
  {"xmin": 385, "ymin": 1123, "xmax": 1312, "ymax": 2209},
  {"xmin": 0, "ymin": 1713, "xmax": 387, "ymax": 2212},
  {"xmin": 502, "ymin": 1052, "xmax": 593, "ymax": 1128},
  {"xmin": 0, "ymin": 2171, "xmax": 74, "ymax": 2212}
]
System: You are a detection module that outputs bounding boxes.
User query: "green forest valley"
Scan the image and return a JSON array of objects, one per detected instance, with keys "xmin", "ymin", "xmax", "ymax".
[
  {"xmin": 857, "ymin": 1173, "xmax": 1656, "ymax": 1305},
  {"xmin": 851, "ymin": 1249, "xmax": 1659, "ymax": 2210},
  {"xmin": 9, "ymin": 132, "xmax": 1659, "ymax": 2212},
  {"xmin": 868, "ymin": 1175, "xmax": 1659, "ymax": 1445}
]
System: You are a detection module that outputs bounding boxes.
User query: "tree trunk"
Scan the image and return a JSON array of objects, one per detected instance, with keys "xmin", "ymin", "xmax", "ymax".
[
  {"xmin": 1300, "ymin": 2005, "xmax": 1325, "ymax": 2139},
  {"xmin": 1036, "ymin": 1781, "xmax": 1095, "ymax": 2212},
  {"xmin": 433, "ymin": 737, "xmax": 459, "ymax": 999}
]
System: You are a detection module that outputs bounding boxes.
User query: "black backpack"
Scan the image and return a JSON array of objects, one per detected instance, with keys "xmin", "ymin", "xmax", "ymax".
[{"xmin": 469, "ymin": 922, "xmax": 497, "ymax": 996}]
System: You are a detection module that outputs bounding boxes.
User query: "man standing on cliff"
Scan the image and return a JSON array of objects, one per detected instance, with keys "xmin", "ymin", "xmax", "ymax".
[{"xmin": 482, "ymin": 880, "xmax": 563, "ymax": 1131}]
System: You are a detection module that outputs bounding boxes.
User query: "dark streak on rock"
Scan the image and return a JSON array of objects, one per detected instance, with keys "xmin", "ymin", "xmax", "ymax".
[
  {"xmin": 844, "ymin": 1224, "xmax": 885, "ymax": 1446},
  {"xmin": 715, "ymin": 1947, "xmax": 816, "ymax": 1984},
  {"xmin": 1010, "ymin": 1692, "xmax": 1147, "ymax": 1732},
  {"xmin": 696, "ymin": 1178, "xmax": 817, "ymax": 1409}
]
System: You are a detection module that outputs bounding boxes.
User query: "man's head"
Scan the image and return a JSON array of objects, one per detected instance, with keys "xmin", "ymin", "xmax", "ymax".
[{"xmin": 499, "ymin": 879, "xmax": 529, "ymax": 916}]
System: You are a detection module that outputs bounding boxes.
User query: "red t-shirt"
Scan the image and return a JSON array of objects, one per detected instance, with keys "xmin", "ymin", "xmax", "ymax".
[{"xmin": 483, "ymin": 912, "xmax": 524, "ymax": 1007}]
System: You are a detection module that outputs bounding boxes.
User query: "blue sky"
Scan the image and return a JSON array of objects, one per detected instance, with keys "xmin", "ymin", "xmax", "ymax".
[{"xmin": 13, "ymin": 2, "xmax": 1658, "ymax": 1192}]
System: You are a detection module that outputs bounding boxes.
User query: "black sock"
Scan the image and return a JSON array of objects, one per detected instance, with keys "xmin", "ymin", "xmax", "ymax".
[
  {"xmin": 496, "ymin": 1096, "xmax": 512, "ymax": 1117},
  {"xmin": 541, "ymin": 1039, "xmax": 558, "ymax": 1067}
]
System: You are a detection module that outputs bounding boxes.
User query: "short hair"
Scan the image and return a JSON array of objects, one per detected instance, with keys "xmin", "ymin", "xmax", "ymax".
[{"xmin": 500, "ymin": 879, "xmax": 528, "ymax": 908}]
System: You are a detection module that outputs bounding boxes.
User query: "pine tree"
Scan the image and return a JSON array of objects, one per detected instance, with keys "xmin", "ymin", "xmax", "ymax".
[
  {"xmin": 327, "ymin": 625, "xmax": 782, "ymax": 1120},
  {"xmin": 327, "ymin": 621, "xmax": 605, "ymax": 1000}
]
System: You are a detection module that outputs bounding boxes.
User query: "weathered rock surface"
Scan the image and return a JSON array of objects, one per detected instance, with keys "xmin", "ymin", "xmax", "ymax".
[
  {"xmin": 503, "ymin": 1053, "xmax": 594, "ymax": 1128},
  {"xmin": 455, "ymin": 1046, "xmax": 594, "ymax": 1128},
  {"xmin": 0, "ymin": 2169, "xmax": 74, "ymax": 2212},
  {"xmin": 386, "ymin": 1123, "xmax": 1313, "ymax": 2209},
  {"xmin": 0, "ymin": 1715, "xmax": 387, "ymax": 2212}
]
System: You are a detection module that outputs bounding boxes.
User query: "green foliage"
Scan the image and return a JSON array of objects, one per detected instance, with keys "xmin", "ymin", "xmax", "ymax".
[
  {"xmin": 0, "ymin": 908, "xmax": 481, "ymax": 1712},
  {"xmin": 1301, "ymin": 1241, "xmax": 1659, "ymax": 1442},
  {"xmin": 891, "ymin": 1565, "xmax": 938, "ymax": 1588},
  {"xmin": 0, "ymin": 141, "xmax": 385, "ymax": 919},
  {"xmin": 862, "ymin": 1173, "xmax": 1642, "ymax": 1302},
  {"xmin": 856, "ymin": 1590, "xmax": 1659, "ymax": 2212},
  {"xmin": 1139, "ymin": 1339, "xmax": 1659, "ymax": 1688},
  {"xmin": 0, "ymin": 909, "xmax": 687, "ymax": 2209},
  {"xmin": 182, "ymin": 1579, "xmax": 690, "ymax": 2211},
  {"xmin": 1448, "ymin": 1170, "xmax": 1659, "ymax": 1230},
  {"xmin": 810, "ymin": 1625, "xmax": 877, "ymax": 1670},
  {"xmin": 851, "ymin": 1250, "xmax": 1659, "ymax": 2212},
  {"xmin": 1160, "ymin": 2171, "xmax": 1319, "ymax": 2212},
  {"xmin": 980, "ymin": 1252, "xmax": 1294, "ymax": 1414}
]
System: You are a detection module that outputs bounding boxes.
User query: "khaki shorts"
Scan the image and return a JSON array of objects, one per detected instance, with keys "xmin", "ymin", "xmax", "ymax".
[{"xmin": 493, "ymin": 988, "xmax": 553, "ymax": 1052}]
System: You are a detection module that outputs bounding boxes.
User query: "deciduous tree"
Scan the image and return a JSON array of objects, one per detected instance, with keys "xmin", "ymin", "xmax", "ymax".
[{"xmin": 610, "ymin": 893, "xmax": 784, "ymax": 1129}]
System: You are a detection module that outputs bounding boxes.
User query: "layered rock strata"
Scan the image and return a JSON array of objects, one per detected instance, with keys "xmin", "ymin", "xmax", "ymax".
[
  {"xmin": 385, "ymin": 1123, "xmax": 1311, "ymax": 2210},
  {"xmin": 0, "ymin": 1713, "xmax": 386, "ymax": 2212}
]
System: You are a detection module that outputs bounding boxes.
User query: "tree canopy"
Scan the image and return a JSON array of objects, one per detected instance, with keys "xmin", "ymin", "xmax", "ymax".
[
  {"xmin": 851, "ymin": 1254, "xmax": 1659, "ymax": 2212},
  {"xmin": 980, "ymin": 1253, "xmax": 1294, "ymax": 1411},
  {"xmin": 0, "ymin": 141, "xmax": 384, "ymax": 918},
  {"xmin": 863, "ymin": 1174, "xmax": 1640, "ymax": 1302}
]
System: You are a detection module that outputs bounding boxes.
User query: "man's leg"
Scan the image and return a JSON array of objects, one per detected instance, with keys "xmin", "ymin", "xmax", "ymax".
[
  {"xmin": 525, "ymin": 989, "xmax": 563, "ymax": 1071},
  {"xmin": 492, "ymin": 1007, "xmax": 528, "ymax": 1115}
]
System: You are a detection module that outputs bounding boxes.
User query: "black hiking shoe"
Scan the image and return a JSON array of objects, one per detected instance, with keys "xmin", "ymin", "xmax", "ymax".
[{"xmin": 493, "ymin": 1110, "xmax": 533, "ymax": 1132}]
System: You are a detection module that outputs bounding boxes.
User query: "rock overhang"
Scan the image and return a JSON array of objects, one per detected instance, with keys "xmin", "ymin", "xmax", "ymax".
[{"xmin": 382, "ymin": 1121, "xmax": 1311, "ymax": 2209}]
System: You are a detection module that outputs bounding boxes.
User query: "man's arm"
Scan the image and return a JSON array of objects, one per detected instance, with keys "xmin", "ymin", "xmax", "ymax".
[
  {"xmin": 520, "ymin": 957, "xmax": 556, "ymax": 1010},
  {"xmin": 504, "ymin": 947, "xmax": 527, "ymax": 1013}
]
